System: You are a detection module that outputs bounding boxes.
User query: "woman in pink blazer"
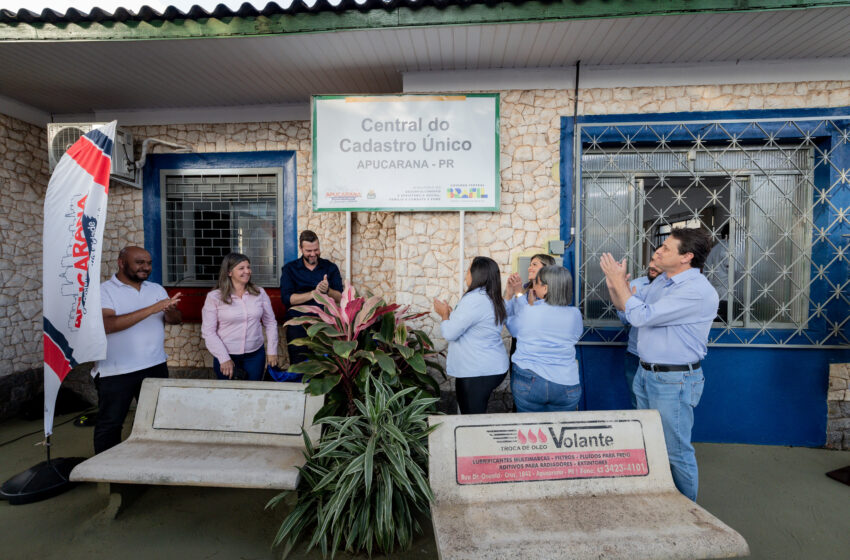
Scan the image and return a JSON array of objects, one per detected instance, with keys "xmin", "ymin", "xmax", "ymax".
[{"xmin": 201, "ymin": 253, "xmax": 278, "ymax": 380}]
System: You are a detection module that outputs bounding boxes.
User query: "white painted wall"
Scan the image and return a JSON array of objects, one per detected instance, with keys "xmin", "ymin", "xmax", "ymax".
[{"xmin": 403, "ymin": 58, "xmax": 850, "ymax": 93}]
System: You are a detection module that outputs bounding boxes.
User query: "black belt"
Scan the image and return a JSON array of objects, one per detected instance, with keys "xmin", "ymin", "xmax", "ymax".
[{"xmin": 640, "ymin": 361, "xmax": 700, "ymax": 372}]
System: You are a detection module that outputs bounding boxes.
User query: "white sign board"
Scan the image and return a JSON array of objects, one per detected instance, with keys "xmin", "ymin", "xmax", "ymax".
[
  {"xmin": 454, "ymin": 419, "xmax": 649, "ymax": 485},
  {"xmin": 312, "ymin": 94, "xmax": 500, "ymax": 212}
]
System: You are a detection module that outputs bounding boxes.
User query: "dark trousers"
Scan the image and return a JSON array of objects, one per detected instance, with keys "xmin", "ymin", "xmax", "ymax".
[
  {"xmin": 94, "ymin": 362, "xmax": 169, "ymax": 454},
  {"xmin": 286, "ymin": 324, "xmax": 309, "ymax": 366},
  {"xmin": 212, "ymin": 346, "xmax": 266, "ymax": 381},
  {"xmin": 455, "ymin": 372, "xmax": 507, "ymax": 414}
]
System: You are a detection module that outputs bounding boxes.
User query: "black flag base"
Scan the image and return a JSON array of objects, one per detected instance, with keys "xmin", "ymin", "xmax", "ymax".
[
  {"xmin": 0, "ymin": 457, "xmax": 86, "ymax": 505},
  {"xmin": 826, "ymin": 465, "xmax": 850, "ymax": 487}
]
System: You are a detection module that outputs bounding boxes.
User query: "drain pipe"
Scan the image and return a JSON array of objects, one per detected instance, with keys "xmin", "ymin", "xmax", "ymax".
[
  {"xmin": 136, "ymin": 138, "xmax": 192, "ymax": 169},
  {"xmin": 569, "ymin": 59, "xmax": 580, "ymax": 253}
]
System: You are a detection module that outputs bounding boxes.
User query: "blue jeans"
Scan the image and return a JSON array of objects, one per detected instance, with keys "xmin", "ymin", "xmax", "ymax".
[
  {"xmin": 624, "ymin": 351, "xmax": 640, "ymax": 409},
  {"xmin": 510, "ymin": 364, "xmax": 581, "ymax": 413},
  {"xmin": 634, "ymin": 364, "xmax": 705, "ymax": 502},
  {"xmin": 213, "ymin": 346, "xmax": 266, "ymax": 381}
]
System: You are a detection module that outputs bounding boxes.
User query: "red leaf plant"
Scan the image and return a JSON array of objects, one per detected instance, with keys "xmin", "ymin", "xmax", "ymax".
[{"xmin": 284, "ymin": 284, "xmax": 444, "ymax": 417}]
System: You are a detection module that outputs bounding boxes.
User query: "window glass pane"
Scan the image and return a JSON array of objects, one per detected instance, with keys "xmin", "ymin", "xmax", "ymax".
[
  {"xmin": 747, "ymin": 174, "xmax": 810, "ymax": 325},
  {"xmin": 164, "ymin": 172, "xmax": 280, "ymax": 286},
  {"xmin": 580, "ymin": 146, "xmax": 812, "ymax": 332},
  {"xmin": 581, "ymin": 176, "xmax": 634, "ymax": 321}
]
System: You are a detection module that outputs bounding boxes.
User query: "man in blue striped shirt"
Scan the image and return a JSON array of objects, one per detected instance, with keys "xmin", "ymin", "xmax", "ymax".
[
  {"xmin": 617, "ymin": 262, "xmax": 661, "ymax": 409},
  {"xmin": 601, "ymin": 228, "xmax": 718, "ymax": 502}
]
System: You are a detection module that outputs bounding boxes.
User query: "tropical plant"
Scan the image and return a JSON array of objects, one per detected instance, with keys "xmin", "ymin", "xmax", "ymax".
[
  {"xmin": 285, "ymin": 284, "xmax": 443, "ymax": 417},
  {"xmin": 267, "ymin": 376, "xmax": 440, "ymax": 558}
]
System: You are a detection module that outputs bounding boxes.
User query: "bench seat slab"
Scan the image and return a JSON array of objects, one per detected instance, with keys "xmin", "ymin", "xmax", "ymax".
[
  {"xmin": 432, "ymin": 493, "xmax": 749, "ymax": 560},
  {"xmin": 70, "ymin": 440, "xmax": 304, "ymax": 489}
]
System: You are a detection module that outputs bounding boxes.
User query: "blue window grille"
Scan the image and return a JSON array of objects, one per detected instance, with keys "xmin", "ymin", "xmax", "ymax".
[
  {"xmin": 561, "ymin": 109, "xmax": 850, "ymax": 348},
  {"xmin": 142, "ymin": 151, "xmax": 297, "ymax": 287}
]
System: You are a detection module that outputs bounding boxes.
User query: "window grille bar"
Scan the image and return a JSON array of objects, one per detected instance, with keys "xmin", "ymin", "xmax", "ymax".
[
  {"xmin": 575, "ymin": 116, "xmax": 850, "ymax": 348},
  {"xmin": 161, "ymin": 169, "xmax": 283, "ymax": 287}
]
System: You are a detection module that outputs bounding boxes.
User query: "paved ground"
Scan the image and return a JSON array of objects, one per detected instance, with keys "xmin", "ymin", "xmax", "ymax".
[{"xmin": 1, "ymin": 409, "xmax": 849, "ymax": 560}]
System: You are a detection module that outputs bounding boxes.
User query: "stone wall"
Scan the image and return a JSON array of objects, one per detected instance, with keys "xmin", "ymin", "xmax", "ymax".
[
  {"xmin": 397, "ymin": 81, "xmax": 850, "ymax": 354},
  {"xmin": 0, "ymin": 117, "xmax": 47, "ymax": 363},
  {"xmin": 127, "ymin": 80, "xmax": 850, "ymax": 366},
  {"xmin": 123, "ymin": 122, "xmax": 348, "ymax": 367},
  {"xmin": 0, "ymin": 115, "xmax": 48, "ymax": 417},
  {"xmin": 2, "ymin": 78, "xmax": 849, "ymax": 422},
  {"xmin": 827, "ymin": 363, "xmax": 850, "ymax": 450}
]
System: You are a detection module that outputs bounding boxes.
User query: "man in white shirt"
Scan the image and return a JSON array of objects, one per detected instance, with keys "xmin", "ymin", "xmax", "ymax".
[{"xmin": 92, "ymin": 246, "xmax": 182, "ymax": 454}]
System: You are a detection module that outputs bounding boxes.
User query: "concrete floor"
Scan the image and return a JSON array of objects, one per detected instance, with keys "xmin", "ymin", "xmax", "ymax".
[{"xmin": 1, "ymin": 410, "xmax": 849, "ymax": 560}]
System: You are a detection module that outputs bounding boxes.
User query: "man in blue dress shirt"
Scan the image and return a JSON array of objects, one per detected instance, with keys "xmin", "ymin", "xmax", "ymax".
[
  {"xmin": 280, "ymin": 230, "xmax": 343, "ymax": 365},
  {"xmin": 617, "ymin": 262, "xmax": 661, "ymax": 409},
  {"xmin": 601, "ymin": 228, "xmax": 717, "ymax": 501}
]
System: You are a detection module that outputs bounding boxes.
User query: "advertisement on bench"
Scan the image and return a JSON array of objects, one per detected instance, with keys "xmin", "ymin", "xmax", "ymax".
[
  {"xmin": 455, "ymin": 419, "xmax": 649, "ymax": 485},
  {"xmin": 312, "ymin": 94, "xmax": 499, "ymax": 212}
]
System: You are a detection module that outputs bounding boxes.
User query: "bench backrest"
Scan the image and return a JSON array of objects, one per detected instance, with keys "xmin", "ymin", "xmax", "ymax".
[
  {"xmin": 428, "ymin": 409, "xmax": 674, "ymax": 504},
  {"xmin": 130, "ymin": 378, "xmax": 323, "ymax": 447}
]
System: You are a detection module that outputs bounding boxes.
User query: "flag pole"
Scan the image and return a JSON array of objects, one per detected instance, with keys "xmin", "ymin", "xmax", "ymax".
[{"xmin": 1, "ymin": 122, "xmax": 117, "ymax": 504}]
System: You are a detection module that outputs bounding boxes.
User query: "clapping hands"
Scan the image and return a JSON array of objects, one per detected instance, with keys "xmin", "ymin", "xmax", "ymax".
[
  {"xmin": 599, "ymin": 253, "xmax": 628, "ymax": 282},
  {"xmin": 433, "ymin": 298, "xmax": 452, "ymax": 321},
  {"xmin": 506, "ymin": 273, "xmax": 523, "ymax": 297}
]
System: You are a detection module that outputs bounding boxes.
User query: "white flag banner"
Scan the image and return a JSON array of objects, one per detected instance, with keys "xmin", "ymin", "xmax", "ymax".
[{"xmin": 42, "ymin": 121, "xmax": 115, "ymax": 436}]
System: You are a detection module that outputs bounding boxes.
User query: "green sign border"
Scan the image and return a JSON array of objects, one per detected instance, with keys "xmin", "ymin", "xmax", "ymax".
[{"xmin": 311, "ymin": 92, "xmax": 500, "ymax": 213}]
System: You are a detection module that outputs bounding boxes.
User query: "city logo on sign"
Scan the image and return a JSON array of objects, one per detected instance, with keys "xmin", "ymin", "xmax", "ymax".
[
  {"xmin": 325, "ymin": 191, "xmax": 362, "ymax": 203},
  {"xmin": 59, "ymin": 194, "xmax": 98, "ymax": 329}
]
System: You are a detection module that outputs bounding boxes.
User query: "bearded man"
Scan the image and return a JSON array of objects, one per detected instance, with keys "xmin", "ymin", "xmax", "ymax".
[{"xmin": 279, "ymin": 230, "xmax": 342, "ymax": 365}]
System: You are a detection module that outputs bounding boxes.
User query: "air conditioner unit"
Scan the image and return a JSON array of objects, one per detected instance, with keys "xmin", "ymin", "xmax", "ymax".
[{"xmin": 47, "ymin": 123, "xmax": 135, "ymax": 181}]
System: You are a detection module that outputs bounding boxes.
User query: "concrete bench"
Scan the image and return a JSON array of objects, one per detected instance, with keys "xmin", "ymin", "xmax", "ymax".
[
  {"xmin": 70, "ymin": 378, "xmax": 322, "ymax": 514},
  {"xmin": 428, "ymin": 410, "xmax": 749, "ymax": 560}
]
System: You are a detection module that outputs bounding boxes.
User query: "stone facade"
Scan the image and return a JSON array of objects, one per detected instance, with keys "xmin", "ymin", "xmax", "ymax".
[
  {"xmin": 89, "ymin": 81, "xmax": 850, "ymax": 364},
  {"xmin": 116, "ymin": 122, "xmax": 401, "ymax": 366},
  {"xmin": 1, "ymin": 79, "xmax": 849, "ymax": 427},
  {"xmin": 827, "ymin": 363, "xmax": 850, "ymax": 450},
  {"xmin": 0, "ymin": 114, "xmax": 49, "ymax": 380},
  {"xmin": 0, "ymin": 115, "xmax": 54, "ymax": 417},
  {"xmin": 121, "ymin": 122, "xmax": 348, "ymax": 367}
]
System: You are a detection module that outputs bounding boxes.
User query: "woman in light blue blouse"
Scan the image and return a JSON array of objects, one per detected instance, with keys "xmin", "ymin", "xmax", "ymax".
[
  {"xmin": 506, "ymin": 265, "xmax": 583, "ymax": 412},
  {"xmin": 433, "ymin": 256, "xmax": 509, "ymax": 414}
]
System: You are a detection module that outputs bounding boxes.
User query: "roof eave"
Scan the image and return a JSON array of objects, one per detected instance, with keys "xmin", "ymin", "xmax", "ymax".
[{"xmin": 1, "ymin": 0, "xmax": 849, "ymax": 41}]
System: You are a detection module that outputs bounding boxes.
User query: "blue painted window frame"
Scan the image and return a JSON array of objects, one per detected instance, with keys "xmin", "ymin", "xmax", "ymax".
[
  {"xmin": 142, "ymin": 151, "xmax": 298, "ymax": 285},
  {"xmin": 560, "ymin": 107, "xmax": 850, "ymax": 347}
]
